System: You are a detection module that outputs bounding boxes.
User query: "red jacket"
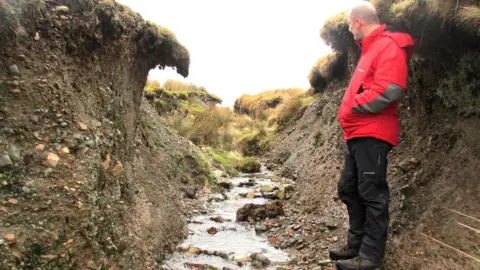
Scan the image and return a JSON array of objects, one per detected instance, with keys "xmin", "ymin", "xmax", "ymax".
[{"xmin": 338, "ymin": 24, "xmax": 414, "ymax": 147}]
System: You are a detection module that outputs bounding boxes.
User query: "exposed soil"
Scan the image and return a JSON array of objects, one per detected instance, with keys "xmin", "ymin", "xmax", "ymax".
[
  {"xmin": 264, "ymin": 79, "xmax": 480, "ymax": 269},
  {"xmin": 0, "ymin": 1, "xmax": 209, "ymax": 269}
]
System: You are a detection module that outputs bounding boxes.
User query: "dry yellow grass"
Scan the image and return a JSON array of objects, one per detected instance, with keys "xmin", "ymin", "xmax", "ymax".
[
  {"xmin": 144, "ymin": 79, "xmax": 222, "ymax": 106},
  {"xmin": 163, "ymin": 79, "xmax": 207, "ymax": 93},
  {"xmin": 373, "ymin": 0, "xmax": 480, "ymax": 29},
  {"xmin": 235, "ymin": 88, "xmax": 306, "ymax": 119},
  {"xmin": 274, "ymin": 94, "xmax": 314, "ymax": 126},
  {"xmin": 457, "ymin": 5, "xmax": 480, "ymax": 29}
]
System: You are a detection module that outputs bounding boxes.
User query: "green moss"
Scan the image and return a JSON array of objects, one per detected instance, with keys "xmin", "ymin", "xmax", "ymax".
[
  {"xmin": 182, "ymin": 152, "xmax": 213, "ymax": 186},
  {"xmin": 178, "ymin": 99, "xmax": 205, "ymax": 114},
  {"xmin": 209, "ymin": 93, "xmax": 223, "ymax": 104},
  {"xmin": 145, "ymin": 82, "xmax": 220, "ymax": 117},
  {"xmin": 436, "ymin": 52, "xmax": 480, "ymax": 116},
  {"xmin": 207, "ymin": 148, "xmax": 241, "ymax": 176},
  {"xmin": 154, "ymin": 98, "xmax": 175, "ymax": 114},
  {"xmin": 236, "ymin": 157, "xmax": 261, "ymax": 173},
  {"xmin": 210, "ymin": 150, "xmax": 231, "ymax": 167}
]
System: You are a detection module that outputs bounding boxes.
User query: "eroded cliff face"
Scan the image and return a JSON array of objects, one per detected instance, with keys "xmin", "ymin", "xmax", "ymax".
[
  {"xmin": 265, "ymin": 1, "xmax": 480, "ymax": 269},
  {"xmin": 0, "ymin": 1, "xmax": 209, "ymax": 269}
]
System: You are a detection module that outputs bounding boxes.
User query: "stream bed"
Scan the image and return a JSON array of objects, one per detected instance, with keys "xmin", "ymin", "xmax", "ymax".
[{"xmin": 162, "ymin": 168, "xmax": 291, "ymax": 269}]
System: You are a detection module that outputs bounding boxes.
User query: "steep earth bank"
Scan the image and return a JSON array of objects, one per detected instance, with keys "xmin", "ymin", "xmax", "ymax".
[
  {"xmin": 264, "ymin": 2, "xmax": 480, "ymax": 269},
  {"xmin": 0, "ymin": 1, "xmax": 211, "ymax": 269}
]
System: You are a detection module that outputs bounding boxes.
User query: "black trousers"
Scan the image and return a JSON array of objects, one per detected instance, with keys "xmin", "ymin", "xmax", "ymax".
[{"xmin": 338, "ymin": 137, "xmax": 392, "ymax": 263}]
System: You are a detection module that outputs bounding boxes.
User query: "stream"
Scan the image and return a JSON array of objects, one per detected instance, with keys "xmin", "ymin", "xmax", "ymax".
[{"xmin": 162, "ymin": 167, "xmax": 291, "ymax": 269}]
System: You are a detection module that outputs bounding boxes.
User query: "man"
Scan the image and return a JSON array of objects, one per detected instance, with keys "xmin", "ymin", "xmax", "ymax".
[{"xmin": 329, "ymin": 2, "xmax": 414, "ymax": 270}]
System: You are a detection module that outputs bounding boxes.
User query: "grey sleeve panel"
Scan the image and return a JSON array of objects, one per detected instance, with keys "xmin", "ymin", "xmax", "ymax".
[{"xmin": 353, "ymin": 83, "xmax": 404, "ymax": 114}]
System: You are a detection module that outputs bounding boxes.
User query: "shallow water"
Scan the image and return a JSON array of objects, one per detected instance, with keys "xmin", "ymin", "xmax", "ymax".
[{"xmin": 162, "ymin": 172, "xmax": 290, "ymax": 269}]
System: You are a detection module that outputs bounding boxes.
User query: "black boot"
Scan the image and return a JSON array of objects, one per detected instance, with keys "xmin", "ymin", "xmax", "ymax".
[
  {"xmin": 336, "ymin": 256, "xmax": 382, "ymax": 270},
  {"xmin": 328, "ymin": 244, "xmax": 359, "ymax": 260}
]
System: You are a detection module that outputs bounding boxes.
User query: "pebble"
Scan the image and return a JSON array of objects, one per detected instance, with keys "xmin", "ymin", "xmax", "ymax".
[
  {"xmin": 84, "ymin": 140, "xmax": 95, "ymax": 148},
  {"xmin": 77, "ymin": 121, "xmax": 88, "ymax": 131},
  {"xmin": 294, "ymin": 234, "xmax": 302, "ymax": 242},
  {"xmin": 218, "ymin": 253, "xmax": 229, "ymax": 260},
  {"xmin": 47, "ymin": 152, "xmax": 59, "ymax": 167},
  {"xmin": 293, "ymin": 224, "xmax": 302, "ymax": 231},
  {"xmin": 60, "ymin": 122, "xmax": 68, "ymax": 127},
  {"xmin": 55, "ymin": 6, "xmax": 69, "ymax": 13},
  {"xmin": 233, "ymin": 256, "xmax": 249, "ymax": 262},
  {"xmin": 0, "ymin": 154, "xmax": 13, "ymax": 168},
  {"xmin": 8, "ymin": 199, "xmax": 18, "ymax": 204},
  {"xmin": 260, "ymin": 184, "xmax": 275, "ymax": 192},
  {"xmin": 30, "ymin": 115, "xmax": 39, "ymax": 123},
  {"xmin": 112, "ymin": 161, "xmax": 124, "ymax": 176},
  {"xmin": 4, "ymin": 234, "xmax": 16, "ymax": 243},
  {"xmin": 251, "ymin": 253, "xmax": 271, "ymax": 266},
  {"xmin": 22, "ymin": 186, "xmax": 31, "ymax": 193},
  {"xmin": 255, "ymin": 225, "xmax": 268, "ymax": 234},
  {"xmin": 44, "ymin": 168, "xmax": 53, "ymax": 177},
  {"xmin": 60, "ymin": 147, "xmax": 70, "ymax": 155},
  {"xmin": 204, "ymin": 250, "xmax": 215, "ymax": 256},
  {"xmin": 8, "ymin": 144, "xmax": 21, "ymax": 162},
  {"xmin": 9, "ymin": 64, "xmax": 20, "ymax": 75},
  {"xmin": 318, "ymin": 259, "xmax": 332, "ymax": 265},
  {"xmin": 325, "ymin": 220, "xmax": 338, "ymax": 230},
  {"xmin": 207, "ymin": 227, "xmax": 217, "ymax": 235},
  {"xmin": 251, "ymin": 261, "xmax": 263, "ymax": 268},
  {"xmin": 0, "ymin": 239, "xmax": 4, "ymax": 245},
  {"xmin": 35, "ymin": 144, "xmax": 45, "ymax": 152},
  {"xmin": 73, "ymin": 133, "xmax": 83, "ymax": 140}
]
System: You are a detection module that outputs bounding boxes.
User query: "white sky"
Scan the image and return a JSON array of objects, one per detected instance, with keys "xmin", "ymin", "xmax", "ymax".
[{"xmin": 117, "ymin": 0, "xmax": 359, "ymax": 107}]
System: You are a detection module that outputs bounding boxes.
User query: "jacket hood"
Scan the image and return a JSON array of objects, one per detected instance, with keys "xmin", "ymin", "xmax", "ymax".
[
  {"xmin": 383, "ymin": 27, "xmax": 415, "ymax": 59},
  {"xmin": 360, "ymin": 24, "xmax": 415, "ymax": 59}
]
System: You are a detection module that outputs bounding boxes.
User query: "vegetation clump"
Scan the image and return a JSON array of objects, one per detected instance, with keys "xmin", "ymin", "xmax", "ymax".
[
  {"xmin": 308, "ymin": 51, "xmax": 347, "ymax": 93},
  {"xmin": 312, "ymin": 0, "xmax": 480, "ymax": 115},
  {"xmin": 236, "ymin": 157, "xmax": 261, "ymax": 173}
]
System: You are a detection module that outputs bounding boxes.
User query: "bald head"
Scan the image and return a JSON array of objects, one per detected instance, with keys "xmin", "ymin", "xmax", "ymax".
[
  {"xmin": 347, "ymin": 1, "xmax": 380, "ymax": 24},
  {"xmin": 346, "ymin": 1, "xmax": 381, "ymax": 40}
]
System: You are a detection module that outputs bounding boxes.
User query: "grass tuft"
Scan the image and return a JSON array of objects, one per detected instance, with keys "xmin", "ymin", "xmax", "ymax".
[
  {"xmin": 308, "ymin": 51, "xmax": 346, "ymax": 93},
  {"xmin": 457, "ymin": 5, "xmax": 480, "ymax": 32},
  {"xmin": 320, "ymin": 12, "xmax": 353, "ymax": 52}
]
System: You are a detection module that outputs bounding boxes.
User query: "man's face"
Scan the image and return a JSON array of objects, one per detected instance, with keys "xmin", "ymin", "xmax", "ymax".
[{"xmin": 347, "ymin": 16, "xmax": 363, "ymax": 40}]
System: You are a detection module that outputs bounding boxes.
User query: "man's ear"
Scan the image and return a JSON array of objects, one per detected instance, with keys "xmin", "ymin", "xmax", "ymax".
[{"xmin": 356, "ymin": 18, "xmax": 363, "ymax": 27}]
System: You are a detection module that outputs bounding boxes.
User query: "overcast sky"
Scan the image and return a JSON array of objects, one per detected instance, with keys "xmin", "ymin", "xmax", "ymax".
[{"xmin": 117, "ymin": 0, "xmax": 358, "ymax": 107}]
